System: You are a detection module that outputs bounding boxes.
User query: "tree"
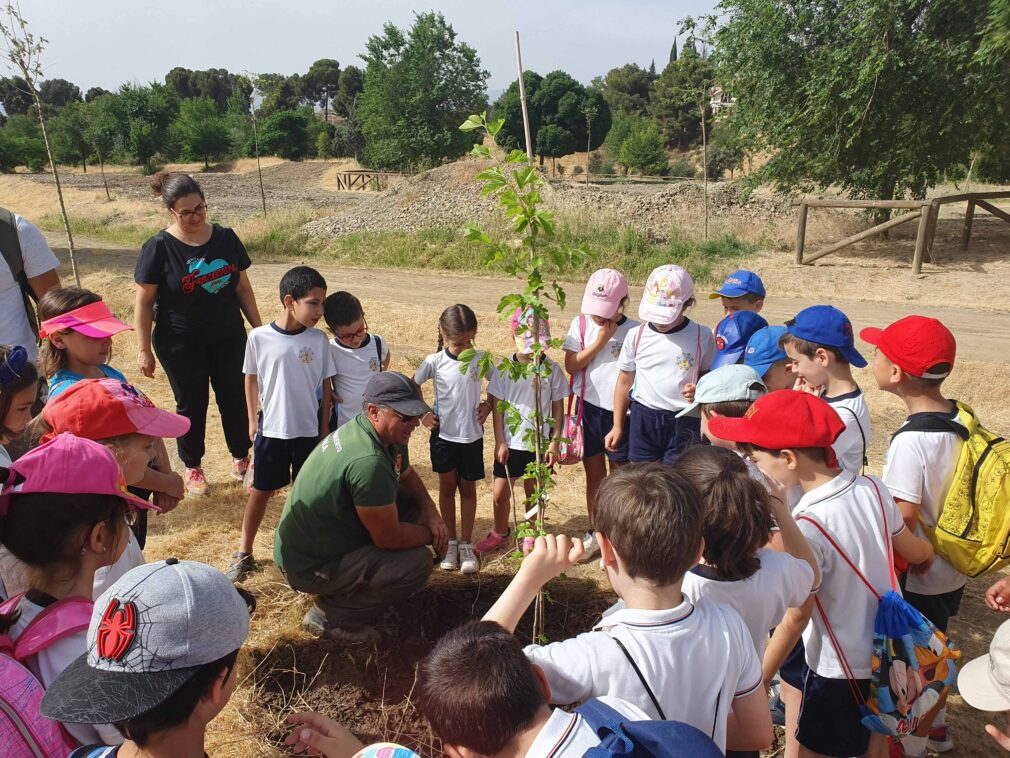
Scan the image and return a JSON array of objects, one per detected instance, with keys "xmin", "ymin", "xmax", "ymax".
[
  {"xmin": 670, "ymin": 38, "xmax": 678, "ymax": 63},
  {"xmin": 619, "ymin": 121, "xmax": 668, "ymax": 175},
  {"xmin": 172, "ymin": 97, "xmax": 230, "ymax": 169},
  {"xmin": 649, "ymin": 54, "xmax": 714, "ymax": 147},
  {"xmin": 0, "ymin": 75, "xmax": 30, "ymax": 114},
  {"xmin": 358, "ymin": 12, "xmax": 488, "ymax": 170},
  {"xmin": 81, "ymin": 94, "xmax": 119, "ymax": 198},
  {"xmin": 601, "ymin": 63, "xmax": 652, "ymax": 115},
  {"xmin": 38, "ymin": 78, "xmax": 81, "ymax": 107},
  {"xmin": 334, "ymin": 64, "xmax": 364, "ymax": 117},
  {"xmin": 257, "ymin": 109, "xmax": 310, "ymax": 160},
  {"xmin": 117, "ymin": 82, "xmax": 177, "ymax": 171},
  {"xmin": 49, "ymin": 100, "xmax": 89, "ymax": 169},
  {"xmin": 304, "ymin": 58, "xmax": 341, "ymax": 120},
  {"xmin": 710, "ymin": 0, "xmax": 1010, "ymax": 208},
  {"xmin": 84, "ymin": 86, "xmax": 110, "ymax": 102},
  {"xmin": 256, "ymin": 73, "xmax": 302, "ymax": 116},
  {"xmin": 536, "ymin": 123, "xmax": 575, "ymax": 175},
  {"xmin": 604, "ymin": 110, "xmax": 645, "ymax": 168}
]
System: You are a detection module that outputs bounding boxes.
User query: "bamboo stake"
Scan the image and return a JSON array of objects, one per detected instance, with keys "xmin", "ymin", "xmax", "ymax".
[{"xmin": 515, "ymin": 31, "xmax": 533, "ymax": 165}]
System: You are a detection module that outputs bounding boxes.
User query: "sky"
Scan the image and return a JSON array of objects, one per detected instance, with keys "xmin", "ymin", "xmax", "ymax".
[{"xmin": 14, "ymin": 0, "xmax": 715, "ymax": 95}]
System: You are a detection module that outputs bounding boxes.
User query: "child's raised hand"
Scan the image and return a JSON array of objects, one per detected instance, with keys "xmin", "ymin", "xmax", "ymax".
[
  {"xmin": 793, "ymin": 376, "xmax": 821, "ymax": 395},
  {"xmin": 422, "ymin": 412, "xmax": 439, "ymax": 430},
  {"xmin": 683, "ymin": 383, "xmax": 697, "ymax": 402},
  {"xmin": 520, "ymin": 534, "xmax": 584, "ymax": 585},
  {"xmin": 597, "ymin": 317, "xmax": 618, "ymax": 343}
]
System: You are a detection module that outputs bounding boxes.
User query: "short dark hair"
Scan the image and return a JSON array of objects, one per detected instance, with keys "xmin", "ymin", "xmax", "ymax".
[
  {"xmin": 323, "ymin": 291, "xmax": 364, "ymax": 330},
  {"xmin": 727, "ymin": 292, "xmax": 763, "ymax": 304},
  {"xmin": 905, "ymin": 363, "xmax": 951, "ymax": 389},
  {"xmin": 699, "ymin": 399, "xmax": 753, "ymax": 419},
  {"xmin": 114, "ymin": 649, "xmax": 240, "ymax": 746},
  {"xmin": 779, "ymin": 323, "xmax": 846, "ymax": 364},
  {"xmin": 150, "ymin": 172, "xmax": 204, "ymax": 209},
  {"xmin": 594, "ymin": 463, "xmax": 703, "ymax": 585},
  {"xmin": 675, "ymin": 446, "xmax": 774, "ymax": 580},
  {"xmin": 736, "ymin": 442, "xmax": 831, "ymax": 466},
  {"xmin": 417, "ymin": 621, "xmax": 543, "ymax": 754},
  {"xmin": 279, "ymin": 266, "xmax": 326, "ymax": 303}
]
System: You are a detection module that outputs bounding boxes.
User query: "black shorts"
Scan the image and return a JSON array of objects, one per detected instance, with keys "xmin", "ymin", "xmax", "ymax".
[
  {"xmin": 429, "ymin": 432, "xmax": 485, "ymax": 481},
  {"xmin": 778, "ymin": 638, "xmax": 806, "ymax": 690},
  {"xmin": 797, "ymin": 668, "xmax": 871, "ymax": 757},
  {"xmin": 252, "ymin": 434, "xmax": 319, "ymax": 492},
  {"xmin": 580, "ymin": 399, "xmax": 629, "ymax": 462},
  {"xmin": 898, "ymin": 577, "xmax": 964, "ymax": 633},
  {"xmin": 492, "ymin": 448, "xmax": 537, "ymax": 480}
]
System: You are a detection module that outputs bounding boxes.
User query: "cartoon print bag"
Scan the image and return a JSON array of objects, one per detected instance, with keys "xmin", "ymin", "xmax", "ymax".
[
  {"xmin": 560, "ymin": 316, "xmax": 586, "ymax": 466},
  {"xmin": 798, "ymin": 477, "xmax": 960, "ymax": 737}
]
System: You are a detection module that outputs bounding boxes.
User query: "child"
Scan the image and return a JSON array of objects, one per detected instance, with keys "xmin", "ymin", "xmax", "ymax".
[
  {"xmin": 37, "ymin": 288, "xmax": 133, "ymax": 400},
  {"xmin": 744, "ymin": 325, "xmax": 794, "ymax": 391},
  {"xmin": 39, "ymin": 378, "xmax": 191, "ymax": 598},
  {"xmin": 477, "ymin": 307, "xmax": 569, "ymax": 556},
  {"xmin": 229, "ymin": 266, "xmax": 335, "ymax": 582},
  {"xmin": 709, "ymin": 269, "xmax": 765, "ymax": 314},
  {"xmin": 414, "ymin": 304, "xmax": 490, "ymax": 575},
  {"xmin": 324, "ymin": 290, "xmax": 390, "ymax": 430},
  {"xmin": 675, "ymin": 446, "xmax": 818, "ymax": 702},
  {"xmin": 861, "ymin": 316, "xmax": 962, "ymax": 756},
  {"xmin": 40, "ymin": 559, "xmax": 253, "ymax": 758},
  {"xmin": 0, "ymin": 433, "xmax": 158, "ymax": 747},
  {"xmin": 711, "ymin": 310, "xmax": 768, "ymax": 369},
  {"xmin": 606, "ymin": 264, "xmax": 716, "ymax": 464},
  {"xmin": 562, "ymin": 268, "xmax": 638, "ymax": 560},
  {"xmin": 781, "ymin": 305, "xmax": 871, "ymax": 473},
  {"xmin": 483, "ymin": 465, "xmax": 773, "ymax": 753},
  {"xmin": 709, "ymin": 390, "xmax": 934, "ymax": 758},
  {"xmin": 956, "ymin": 619, "xmax": 1010, "ymax": 752}
]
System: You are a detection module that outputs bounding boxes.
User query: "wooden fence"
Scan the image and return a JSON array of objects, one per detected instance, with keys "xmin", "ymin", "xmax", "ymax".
[
  {"xmin": 794, "ymin": 191, "xmax": 1010, "ymax": 274},
  {"xmin": 334, "ymin": 170, "xmax": 405, "ymax": 191}
]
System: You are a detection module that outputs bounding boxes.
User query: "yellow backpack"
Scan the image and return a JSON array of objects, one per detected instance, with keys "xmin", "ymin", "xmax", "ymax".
[{"xmin": 893, "ymin": 401, "xmax": 1010, "ymax": 577}]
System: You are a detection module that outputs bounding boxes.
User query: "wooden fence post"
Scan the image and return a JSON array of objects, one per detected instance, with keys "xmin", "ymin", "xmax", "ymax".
[
  {"xmin": 912, "ymin": 203, "xmax": 933, "ymax": 275},
  {"xmin": 795, "ymin": 202, "xmax": 809, "ymax": 264},
  {"xmin": 962, "ymin": 199, "xmax": 976, "ymax": 248}
]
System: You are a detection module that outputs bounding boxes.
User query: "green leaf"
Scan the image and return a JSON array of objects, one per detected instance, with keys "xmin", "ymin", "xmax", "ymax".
[
  {"xmin": 459, "ymin": 114, "xmax": 484, "ymax": 132},
  {"xmin": 506, "ymin": 149, "xmax": 528, "ymax": 164},
  {"xmin": 458, "ymin": 348, "xmax": 477, "ymax": 369},
  {"xmin": 514, "ymin": 165, "xmax": 537, "ymax": 189},
  {"xmin": 470, "ymin": 144, "xmax": 492, "ymax": 158},
  {"xmin": 487, "ymin": 117, "xmax": 506, "ymax": 137}
]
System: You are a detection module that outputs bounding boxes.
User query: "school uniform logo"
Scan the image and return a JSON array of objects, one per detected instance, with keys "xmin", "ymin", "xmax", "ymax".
[
  {"xmin": 610, "ymin": 342, "xmax": 622, "ymax": 358},
  {"xmin": 677, "ymin": 352, "xmax": 696, "ymax": 371},
  {"xmin": 181, "ymin": 258, "xmax": 237, "ymax": 294},
  {"xmin": 298, "ymin": 347, "xmax": 315, "ymax": 364},
  {"xmin": 369, "ymin": 357, "xmax": 380, "ymax": 372}
]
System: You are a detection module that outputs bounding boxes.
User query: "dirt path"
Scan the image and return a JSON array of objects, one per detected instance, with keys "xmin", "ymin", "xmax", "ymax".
[{"xmin": 59, "ymin": 239, "xmax": 1010, "ymax": 364}]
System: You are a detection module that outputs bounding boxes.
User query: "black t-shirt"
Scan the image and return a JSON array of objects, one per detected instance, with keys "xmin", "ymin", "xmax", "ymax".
[{"xmin": 135, "ymin": 224, "xmax": 251, "ymax": 341}]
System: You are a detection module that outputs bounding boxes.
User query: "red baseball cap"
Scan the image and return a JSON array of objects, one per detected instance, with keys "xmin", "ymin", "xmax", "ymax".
[
  {"xmin": 42, "ymin": 378, "xmax": 190, "ymax": 443},
  {"xmin": 707, "ymin": 390, "xmax": 845, "ymax": 450},
  {"xmin": 859, "ymin": 316, "xmax": 956, "ymax": 379}
]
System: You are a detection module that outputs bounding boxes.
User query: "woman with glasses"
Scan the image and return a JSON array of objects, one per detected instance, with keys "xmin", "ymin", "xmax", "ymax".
[{"xmin": 134, "ymin": 172, "xmax": 263, "ymax": 497}]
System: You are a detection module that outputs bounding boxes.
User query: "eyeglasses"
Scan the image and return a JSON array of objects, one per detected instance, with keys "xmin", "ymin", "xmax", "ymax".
[
  {"xmin": 171, "ymin": 203, "xmax": 208, "ymax": 220},
  {"xmin": 335, "ymin": 320, "xmax": 368, "ymax": 342}
]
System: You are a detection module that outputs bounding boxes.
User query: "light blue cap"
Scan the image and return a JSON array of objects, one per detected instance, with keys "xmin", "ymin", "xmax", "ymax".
[{"xmin": 676, "ymin": 364, "xmax": 766, "ymax": 418}]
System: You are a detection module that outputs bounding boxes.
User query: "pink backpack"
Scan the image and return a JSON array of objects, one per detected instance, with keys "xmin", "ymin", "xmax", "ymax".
[{"xmin": 0, "ymin": 593, "xmax": 93, "ymax": 756}]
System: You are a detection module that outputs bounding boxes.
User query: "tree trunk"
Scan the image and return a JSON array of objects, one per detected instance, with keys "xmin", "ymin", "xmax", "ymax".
[
  {"xmin": 700, "ymin": 97, "xmax": 709, "ymax": 241},
  {"xmin": 82, "ymin": 157, "xmax": 86, "ymax": 173},
  {"xmin": 34, "ymin": 92, "xmax": 80, "ymax": 286},
  {"xmin": 98, "ymin": 154, "xmax": 111, "ymax": 200},
  {"xmin": 586, "ymin": 122, "xmax": 591, "ymax": 186}
]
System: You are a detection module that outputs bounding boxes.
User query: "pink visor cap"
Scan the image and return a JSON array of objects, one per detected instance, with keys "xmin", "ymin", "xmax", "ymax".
[
  {"xmin": 581, "ymin": 269, "xmax": 629, "ymax": 319},
  {"xmin": 39, "ymin": 301, "xmax": 133, "ymax": 340},
  {"xmin": 0, "ymin": 433, "xmax": 156, "ymax": 515}
]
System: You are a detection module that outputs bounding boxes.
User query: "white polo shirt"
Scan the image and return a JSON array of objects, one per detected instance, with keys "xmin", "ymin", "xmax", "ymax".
[
  {"xmin": 525, "ymin": 697, "xmax": 651, "ymax": 757},
  {"xmin": 525, "ymin": 597, "xmax": 762, "ymax": 752},
  {"xmin": 617, "ymin": 321, "xmax": 716, "ymax": 412},
  {"xmin": 883, "ymin": 408, "xmax": 966, "ymax": 596},
  {"xmin": 823, "ymin": 388, "xmax": 872, "ymax": 473},
  {"xmin": 682, "ymin": 548, "xmax": 815, "ymax": 656},
  {"xmin": 794, "ymin": 472, "xmax": 906, "ymax": 678},
  {"xmin": 0, "ymin": 214, "xmax": 58, "ymax": 364},
  {"xmin": 413, "ymin": 348, "xmax": 487, "ymax": 443},
  {"xmin": 487, "ymin": 356, "xmax": 570, "ymax": 451},
  {"xmin": 562, "ymin": 315, "xmax": 639, "ymax": 411},
  {"xmin": 331, "ymin": 334, "xmax": 388, "ymax": 428}
]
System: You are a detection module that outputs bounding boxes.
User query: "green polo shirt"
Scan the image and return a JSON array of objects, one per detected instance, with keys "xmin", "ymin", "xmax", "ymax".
[{"xmin": 274, "ymin": 414, "xmax": 410, "ymax": 576}]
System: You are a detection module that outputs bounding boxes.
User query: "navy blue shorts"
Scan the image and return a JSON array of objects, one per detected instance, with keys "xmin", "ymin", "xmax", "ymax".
[
  {"xmin": 796, "ymin": 667, "xmax": 871, "ymax": 757},
  {"xmin": 899, "ymin": 576, "xmax": 964, "ymax": 633},
  {"xmin": 580, "ymin": 399, "xmax": 629, "ymax": 462},
  {"xmin": 252, "ymin": 433, "xmax": 319, "ymax": 491},
  {"xmin": 627, "ymin": 401, "xmax": 701, "ymax": 464},
  {"xmin": 779, "ymin": 638, "xmax": 806, "ymax": 690},
  {"xmin": 429, "ymin": 431, "xmax": 485, "ymax": 481},
  {"xmin": 492, "ymin": 448, "xmax": 537, "ymax": 480}
]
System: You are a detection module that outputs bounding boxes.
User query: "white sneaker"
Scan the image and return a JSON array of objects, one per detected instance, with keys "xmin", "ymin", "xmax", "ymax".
[
  {"xmin": 440, "ymin": 541, "xmax": 459, "ymax": 571},
  {"xmin": 459, "ymin": 543, "xmax": 479, "ymax": 574},
  {"xmin": 580, "ymin": 532, "xmax": 601, "ymax": 562}
]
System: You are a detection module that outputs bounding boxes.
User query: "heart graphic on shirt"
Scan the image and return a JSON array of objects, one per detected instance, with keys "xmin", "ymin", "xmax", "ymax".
[{"xmin": 186, "ymin": 258, "xmax": 234, "ymax": 294}]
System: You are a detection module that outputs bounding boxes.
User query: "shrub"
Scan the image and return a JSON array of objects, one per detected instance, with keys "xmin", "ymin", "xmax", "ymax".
[{"xmin": 668, "ymin": 158, "xmax": 696, "ymax": 178}]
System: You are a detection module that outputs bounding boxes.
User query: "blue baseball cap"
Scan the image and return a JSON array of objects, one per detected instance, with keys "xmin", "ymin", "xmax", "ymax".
[
  {"xmin": 709, "ymin": 269, "xmax": 766, "ymax": 299},
  {"xmin": 744, "ymin": 326, "xmax": 789, "ymax": 378},
  {"xmin": 785, "ymin": 305, "xmax": 867, "ymax": 368},
  {"xmin": 711, "ymin": 311, "xmax": 769, "ymax": 370}
]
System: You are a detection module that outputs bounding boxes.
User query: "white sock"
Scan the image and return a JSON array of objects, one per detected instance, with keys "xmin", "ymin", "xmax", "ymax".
[
  {"xmin": 934, "ymin": 705, "xmax": 947, "ymax": 728},
  {"xmin": 901, "ymin": 734, "xmax": 927, "ymax": 757}
]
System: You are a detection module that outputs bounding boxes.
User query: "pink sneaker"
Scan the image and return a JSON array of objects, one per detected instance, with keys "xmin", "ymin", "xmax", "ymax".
[
  {"xmin": 474, "ymin": 528, "xmax": 511, "ymax": 556},
  {"xmin": 185, "ymin": 467, "xmax": 208, "ymax": 497},
  {"xmin": 231, "ymin": 456, "xmax": 250, "ymax": 481}
]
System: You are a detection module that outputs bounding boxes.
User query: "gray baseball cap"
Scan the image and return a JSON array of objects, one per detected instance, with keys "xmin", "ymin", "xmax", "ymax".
[
  {"xmin": 675, "ymin": 364, "xmax": 767, "ymax": 418},
  {"xmin": 362, "ymin": 370, "xmax": 432, "ymax": 417},
  {"xmin": 41, "ymin": 559, "xmax": 252, "ymax": 724}
]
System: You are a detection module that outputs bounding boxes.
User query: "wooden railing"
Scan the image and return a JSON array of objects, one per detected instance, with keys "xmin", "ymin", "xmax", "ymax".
[{"xmin": 335, "ymin": 170, "xmax": 406, "ymax": 191}]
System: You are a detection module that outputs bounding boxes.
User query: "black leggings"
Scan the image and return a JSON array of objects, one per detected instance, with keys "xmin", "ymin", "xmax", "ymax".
[{"xmin": 153, "ymin": 327, "xmax": 251, "ymax": 469}]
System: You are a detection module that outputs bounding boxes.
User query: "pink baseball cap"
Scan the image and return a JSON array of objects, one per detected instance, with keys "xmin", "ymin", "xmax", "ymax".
[
  {"xmin": 42, "ymin": 379, "xmax": 190, "ymax": 444},
  {"xmin": 638, "ymin": 265, "xmax": 694, "ymax": 325},
  {"xmin": 0, "ymin": 433, "xmax": 156, "ymax": 515},
  {"xmin": 39, "ymin": 301, "xmax": 133, "ymax": 340},
  {"xmin": 581, "ymin": 269, "xmax": 629, "ymax": 319},
  {"xmin": 511, "ymin": 306, "xmax": 551, "ymax": 355}
]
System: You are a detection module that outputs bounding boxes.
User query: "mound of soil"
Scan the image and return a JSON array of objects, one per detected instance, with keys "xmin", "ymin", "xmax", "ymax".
[{"xmin": 249, "ymin": 573, "xmax": 615, "ymax": 756}]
